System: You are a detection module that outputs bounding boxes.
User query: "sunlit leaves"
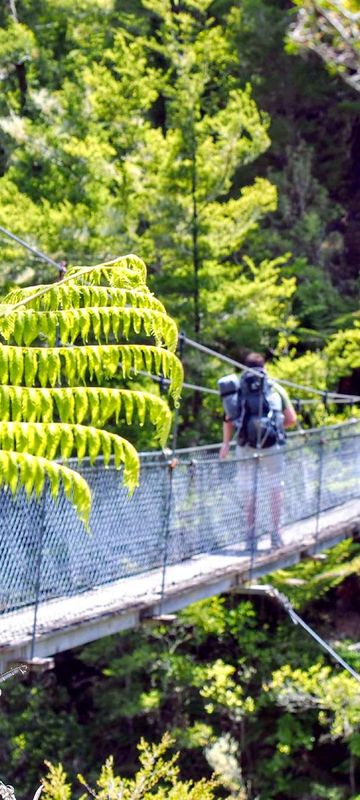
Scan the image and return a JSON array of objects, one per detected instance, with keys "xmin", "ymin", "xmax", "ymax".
[
  {"xmin": 0, "ymin": 450, "xmax": 91, "ymax": 524},
  {"xmin": 0, "ymin": 422, "xmax": 140, "ymax": 493},
  {"xmin": 0, "ymin": 254, "xmax": 181, "ymax": 519}
]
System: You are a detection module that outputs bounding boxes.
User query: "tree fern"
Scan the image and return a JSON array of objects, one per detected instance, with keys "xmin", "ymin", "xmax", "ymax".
[
  {"xmin": 0, "ymin": 306, "xmax": 179, "ymax": 350},
  {"xmin": 0, "ymin": 344, "xmax": 182, "ymax": 397},
  {"xmin": 0, "ymin": 255, "xmax": 183, "ymax": 522},
  {"xmin": 0, "ymin": 450, "xmax": 92, "ymax": 525},
  {"xmin": 0, "ymin": 423, "xmax": 139, "ymax": 492},
  {"xmin": 4, "ymin": 284, "xmax": 167, "ymax": 313}
]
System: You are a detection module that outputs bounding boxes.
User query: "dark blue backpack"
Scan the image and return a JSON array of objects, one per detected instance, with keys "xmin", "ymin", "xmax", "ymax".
[{"xmin": 237, "ymin": 370, "xmax": 284, "ymax": 449}]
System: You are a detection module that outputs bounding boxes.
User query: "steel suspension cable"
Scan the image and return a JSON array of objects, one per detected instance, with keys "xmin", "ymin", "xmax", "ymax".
[
  {"xmin": 183, "ymin": 335, "xmax": 360, "ymax": 404},
  {"xmin": 0, "ymin": 225, "xmax": 61, "ymax": 270},
  {"xmin": 137, "ymin": 371, "xmax": 360, "ymax": 409},
  {"xmin": 254, "ymin": 585, "xmax": 360, "ymax": 684},
  {"xmin": 2, "ymin": 224, "xmax": 359, "ymax": 405}
]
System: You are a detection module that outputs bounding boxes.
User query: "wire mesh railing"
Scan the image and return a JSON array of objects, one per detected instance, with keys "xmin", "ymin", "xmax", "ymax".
[{"xmin": 0, "ymin": 420, "xmax": 359, "ymax": 653}]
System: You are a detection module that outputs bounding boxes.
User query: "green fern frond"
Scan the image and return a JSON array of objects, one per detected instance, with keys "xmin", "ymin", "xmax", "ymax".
[
  {"xmin": 0, "ymin": 306, "xmax": 16, "ymax": 336},
  {"xmin": 0, "ymin": 345, "xmax": 183, "ymax": 400},
  {"xmin": 3, "ymin": 285, "xmax": 166, "ymax": 314},
  {"xmin": 0, "ymin": 386, "xmax": 172, "ymax": 445},
  {"xmin": 0, "ymin": 254, "xmax": 182, "ymax": 522},
  {"xmin": 0, "ymin": 307, "xmax": 178, "ymax": 350},
  {"xmin": 66, "ymin": 254, "xmax": 148, "ymax": 287},
  {"xmin": 0, "ymin": 422, "xmax": 140, "ymax": 493},
  {"xmin": 0, "ymin": 449, "xmax": 92, "ymax": 524}
]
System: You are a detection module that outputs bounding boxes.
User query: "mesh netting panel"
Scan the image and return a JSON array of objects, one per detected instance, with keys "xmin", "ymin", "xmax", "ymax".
[
  {"xmin": 166, "ymin": 459, "xmax": 251, "ymax": 561},
  {"xmin": 39, "ymin": 462, "xmax": 169, "ymax": 600},
  {"xmin": 0, "ymin": 424, "xmax": 359, "ymax": 629},
  {"xmin": 0, "ymin": 489, "xmax": 44, "ymax": 612}
]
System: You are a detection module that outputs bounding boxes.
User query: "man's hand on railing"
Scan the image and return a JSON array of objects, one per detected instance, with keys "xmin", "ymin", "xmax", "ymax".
[{"xmin": 219, "ymin": 442, "xmax": 230, "ymax": 460}]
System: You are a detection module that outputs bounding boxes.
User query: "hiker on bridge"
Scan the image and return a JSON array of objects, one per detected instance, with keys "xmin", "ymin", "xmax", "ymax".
[{"xmin": 218, "ymin": 352, "xmax": 297, "ymax": 549}]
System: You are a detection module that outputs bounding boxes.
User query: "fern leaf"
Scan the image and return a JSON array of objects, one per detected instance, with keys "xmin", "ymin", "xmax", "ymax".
[
  {"xmin": 121, "ymin": 307, "xmax": 132, "ymax": 339},
  {"xmin": 3, "ymin": 285, "xmax": 166, "ymax": 314},
  {"xmin": 0, "ymin": 450, "xmax": 91, "ymax": 523},
  {"xmin": 11, "ymin": 386, "xmax": 23, "ymax": 421},
  {"xmin": 0, "ymin": 348, "xmax": 9, "ymax": 384},
  {"xmin": 133, "ymin": 346, "xmax": 144, "ymax": 376},
  {"xmin": 77, "ymin": 307, "xmax": 92, "ymax": 342},
  {"xmin": 75, "ymin": 388, "xmax": 89, "ymax": 424},
  {"xmin": 101, "ymin": 307, "xmax": 111, "ymax": 341},
  {"xmin": 74, "ymin": 425, "xmax": 87, "ymax": 460},
  {"xmin": 24, "ymin": 349, "xmax": 38, "ymax": 386},
  {"xmin": 43, "ymin": 423, "xmax": 62, "ymax": 460},
  {"xmin": 90, "ymin": 308, "xmax": 102, "ymax": 341},
  {"xmin": 38, "ymin": 349, "xmax": 50, "ymax": 388},
  {"xmin": 0, "ymin": 308, "xmax": 15, "ymax": 339},
  {"xmin": 3, "ymin": 450, "xmax": 19, "ymax": 494},
  {"xmin": 101, "ymin": 427, "xmax": 112, "ymax": 465},
  {"xmin": 19, "ymin": 451, "xmax": 37, "ymax": 496},
  {"xmin": 53, "ymin": 388, "xmax": 75, "ymax": 423},
  {"xmin": 87, "ymin": 426, "xmax": 101, "ymax": 463},
  {"xmin": 0, "ymin": 306, "xmax": 178, "ymax": 351},
  {"xmin": 135, "ymin": 392, "xmax": 146, "ymax": 427},
  {"xmin": 0, "ymin": 385, "xmax": 162, "ymax": 426},
  {"xmin": 59, "ymin": 310, "xmax": 74, "ymax": 346},
  {"xmin": 14, "ymin": 312, "xmax": 26, "ymax": 346},
  {"xmin": 60, "ymin": 426, "xmax": 75, "ymax": 459},
  {"xmin": 0, "ymin": 422, "xmax": 139, "ymax": 491},
  {"xmin": 9, "ymin": 347, "xmax": 24, "ymax": 386},
  {"xmin": 0, "ymin": 253, "xmax": 181, "ymax": 521},
  {"xmin": 122, "ymin": 391, "xmax": 134, "ymax": 425},
  {"xmin": 62, "ymin": 349, "xmax": 77, "ymax": 385}
]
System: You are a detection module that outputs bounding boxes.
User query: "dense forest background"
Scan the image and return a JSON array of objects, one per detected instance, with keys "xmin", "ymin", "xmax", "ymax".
[
  {"xmin": 1, "ymin": 1, "xmax": 360, "ymax": 799},
  {"xmin": 1, "ymin": 539, "xmax": 360, "ymax": 800},
  {"xmin": 1, "ymin": 0, "xmax": 360, "ymax": 447}
]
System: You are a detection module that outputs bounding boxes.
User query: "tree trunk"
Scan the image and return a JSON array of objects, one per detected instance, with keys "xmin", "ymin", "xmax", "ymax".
[
  {"xmin": 191, "ymin": 146, "xmax": 200, "ymax": 337},
  {"xmin": 8, "ymin": 0, "xmax": 18, "ymax": 21}
]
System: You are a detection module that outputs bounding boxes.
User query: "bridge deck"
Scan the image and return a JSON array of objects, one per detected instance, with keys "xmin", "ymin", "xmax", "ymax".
[{"xmin": 1, "ymin": 498, "xmax": 359, "ymax": 671}]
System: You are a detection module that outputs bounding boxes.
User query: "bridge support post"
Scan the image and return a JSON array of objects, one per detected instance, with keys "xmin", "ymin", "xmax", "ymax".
[
  {"xmin": 30, "ymin": 484, "xmax": 46, "ymax": 662},
  {"xmin": 315, "ymin": 437, "xmax": 325, "ymax": 545},
  {"xmin": 159, "ymin": 461, "xmax": 175, "ymax": 609},
  {"xmin": 249, "ymin": 453, "xmax": 259, "ymax": 572}
]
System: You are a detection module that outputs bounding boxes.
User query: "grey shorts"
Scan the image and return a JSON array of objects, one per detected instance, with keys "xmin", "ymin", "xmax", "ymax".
[{"xmin": 235, "ymin": 443, "xmax": 285, "ymax": 492}]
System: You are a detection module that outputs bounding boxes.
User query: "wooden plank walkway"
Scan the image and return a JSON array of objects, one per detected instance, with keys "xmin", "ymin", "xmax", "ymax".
[{"xmin": 0, "ymin": 498, "xmax": 359, "ymax": 672}]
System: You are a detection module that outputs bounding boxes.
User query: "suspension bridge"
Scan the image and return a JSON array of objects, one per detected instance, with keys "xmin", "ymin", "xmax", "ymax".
[
  {"xmin": 0, "ymin": 228, "xmax": 360, "ymax": 674},
  {"xmin": 0, "ymin": 420, "xmax": 359, "ymax": 672}
]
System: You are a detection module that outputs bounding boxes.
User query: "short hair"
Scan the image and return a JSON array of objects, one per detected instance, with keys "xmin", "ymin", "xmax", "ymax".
[{"xmin": 245, "ymin": 351, "xmax": 265, "ymax": 369}]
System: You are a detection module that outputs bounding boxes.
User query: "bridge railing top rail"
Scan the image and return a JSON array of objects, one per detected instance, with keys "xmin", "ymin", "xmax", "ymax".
[{"xmin": 64, "ymin": 418, "xmax": 360, "ymax": 468}]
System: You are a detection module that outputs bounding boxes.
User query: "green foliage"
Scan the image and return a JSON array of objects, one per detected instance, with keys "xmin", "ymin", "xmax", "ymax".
[
  {"xmin": 0, "ymin": 344, "xmax": 181, "ymax": 399},
  {"xmin": 0, "ymin": 0, "xmax": 358, "ymax": 431},
  {"xmin": 42, "ymin": 736, "xmax": 220, "ymax": 800},
  {"xmin": 42, "ymin": 763, "xmax": 72, "ymax": 800},
  {"xmin": 1, "ymin": 5, "xmax": 360, "ymax": 800},
  {"xmin": 288, "ymin": 1, "xmax": 360, "ymax": 93},
  {"xmin": 0, "ymin": 0, "xmax": 281, "ymax": 347},
  {"xmin": 0, "ymin": 449, "xmax": 91, "ymax": 524},
  {"xmin": 0, "ymin": 422, "xmax": 140, "ymax": 491},
  {"xmin": 196, "ymin": 659, "xmax": 255, "ymax": 721},
  {"xmin": 204, "ymin": 253, "xmax": 297, "ymax": 352},
  {"xmin": 267, "ymin": 662, "xmax": 360, "ymax": 741},
  {"xmin": 326, "ymin": 322, "xmax": 360, "ymax": 382},
  {"xmin": 0, "ymin": 254, "xmax": 182, "ymax": 519},
  {"xmin": 269, "ymin": 538, "xmax": 360, "ymax": 608},
  {"xmin": 2, "ymin": 557, "xmax": 360, "ymax": 799}
]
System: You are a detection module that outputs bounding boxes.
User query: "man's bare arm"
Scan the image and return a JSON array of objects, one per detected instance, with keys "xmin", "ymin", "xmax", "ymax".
[
  {"xmin": 220, "ymin": 418, "xmax": 234, "ymax": 459},
  {"xmin": 284, "ymin": 404, "xmax": 297, "ymax": 429}
]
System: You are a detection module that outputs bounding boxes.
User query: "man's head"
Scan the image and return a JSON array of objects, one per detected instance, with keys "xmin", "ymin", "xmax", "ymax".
[{"xmin": 245, "ymin": 352, "xmax": 265, "ymax": 370}]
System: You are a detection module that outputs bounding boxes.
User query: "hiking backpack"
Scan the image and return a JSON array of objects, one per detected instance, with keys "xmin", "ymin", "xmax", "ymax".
[
  {"xmin": 218, "ymin": 370, "xmax": 285, "ymax": 449},
  {"xmin": 238, "ymin": 369, "xmax": 285, "ymax": 449}
]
